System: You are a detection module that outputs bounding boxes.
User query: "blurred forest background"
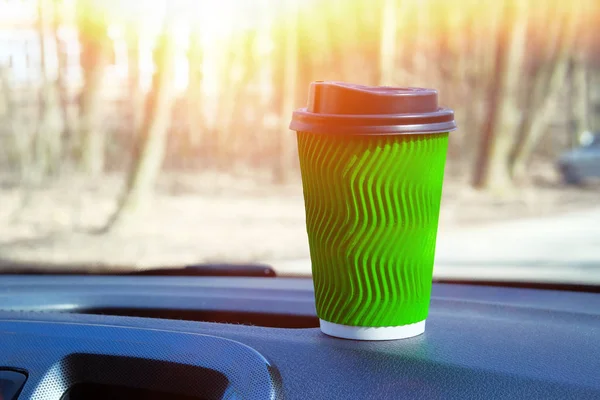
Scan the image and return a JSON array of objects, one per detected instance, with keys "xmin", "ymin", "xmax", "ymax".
[{"xmin": 0, "ymin": 0, "xmax": 599, "ymax": 268}]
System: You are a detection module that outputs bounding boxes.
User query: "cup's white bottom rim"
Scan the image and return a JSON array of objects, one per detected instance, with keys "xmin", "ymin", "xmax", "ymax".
[{"xmin": 319, "ymin": 319, "xmax": 426, "ymax": 341}]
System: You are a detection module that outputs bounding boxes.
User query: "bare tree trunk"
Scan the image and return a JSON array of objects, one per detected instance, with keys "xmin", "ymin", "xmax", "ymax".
[
  {"xmin": 127, "ymin": 30, "xmax": 143, "ymax": 136},
  {"xmin": 273, "ymin": 0, "xmax": 298, "ymax": 184},
  {"xmin": 52, "ymin": 0, "xmax": 73, "ymax": 165},
  {"xmin": 472, "ymin": 0, "xmax": 528, "ymax": 191},
  {"xmin": 186, "ymin": 26, "xmax": 203, "ymax": 149},
  {"xmin": 572, "ymin": 60, "xmax": 590, "ymax": 138},
  {"xmin": 35, "ymin": 84, "xmax": 63, "ymax": 177},
  {"xmin": 378, "ymin": 0, "xmax": 397, "ymax": 85},
  {"xmin": 78, "ymin": 48, "xmax": 109, "ymax": 176},
  {"xmin": 212, "ymin": 32, "xmax": 255, "ymax": 170},
  {"xmin": 510, "ymin": 6, "xmax": 580, "ymax": 180},
  {"xmin": 588, "ymin": 67, "xmax": 600, "ymax": 132},
  {"xmin": 445, "ymin": 2, "xmax": 476, "ymax": 175},
  {"xmin": 412, "ymin": 1, "xmax": 432, "ymax": 85},
  {"xmin": 9, "ymin": 0, "xmax": 64, "ymax": 221},
  {"xmin": 0, "ymin": 68, "xmax": 32, "ymax": 182},
  {"xmin": 103, "ymin": 19, "xmax": 176, "ymax": 231},
  {"xmin": 34, "ymin": 0, "xmax": 63, "ymax": 177},
  {"xmin": 576, "ymin": 0, "xmax": 596, "ymax": 134},
  {"xmin": 507, "ymin": 4, "xmax": 564, "ymax": 177},
  {"xmin": 77, "ymin": 0, "xmax": 111, "ymax": 176}
]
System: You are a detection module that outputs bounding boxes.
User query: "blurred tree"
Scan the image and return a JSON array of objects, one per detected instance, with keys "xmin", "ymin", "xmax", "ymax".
[
  {"xmin": 509, "ymin": 4, "xmax": 580, "ymax": 181},
  {"xmin": 571, "ymin": 34, "xmax": 592, "ymax": 142},
  {"xmin": 34, "ymin": 0, "xmax": 63, "ymax": 177},
  {"xmin": 413, "ymin": 1, "xmax": 439, "ymax": 86},
  {"xmin": 212, "ymin": 31, "xmax": 256, "ymax": 169},
  {"xmin": 0, "ymin": 67, "xmax": 31, "ymax": 181},
  {"xmin": 273, "ymin": 0, "xmax": 298, "ymax": 183},
  {"xmin": 8, "ymin": 0, "xmax": 65, "ymax": 217},
  {"xmin": 444, "ymin": 1, "xmax": 485, "ymax": 174},
  {"xmin": 588, "ymin": 69, "xmax": 600, "ymax": 133},
  {"xmin": 51, "ymin": 0, "xmax": 74, "ymax": 160},
  {"xmin": 104, "ymin": 16, "xmax": 176, "ymax": 231},
  {"xmin": 472, "ymin": 0, "xmax": 529, "ymax": 190},
  {"xmin": 186, "ymin": 25, "xmax": 203, "ymax": 151},
  {"xmin": 76, "ymin": 0, "xmax": 111, "ymax": 176},
  {"xmin": 126, "ymin": 28, "xmax": 143, "ymax": 137},
  {"xmin": 378, "ymin": 0, "xmax": 398, "ymax": 85}
]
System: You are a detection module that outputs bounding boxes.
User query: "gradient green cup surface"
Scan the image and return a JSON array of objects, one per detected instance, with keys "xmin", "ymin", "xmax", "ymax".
[{"xmin": 296, "ymin": 130, "xmax": 449, "ymax": 328}]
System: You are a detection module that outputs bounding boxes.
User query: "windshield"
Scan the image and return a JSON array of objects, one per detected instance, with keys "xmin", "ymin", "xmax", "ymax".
[{"xmin": 0, "ymin": 0, "xmax": 598, "ymax": 285}]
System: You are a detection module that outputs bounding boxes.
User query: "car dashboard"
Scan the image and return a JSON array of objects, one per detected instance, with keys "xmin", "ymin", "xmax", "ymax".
[{"xmin": 0, "ymin": 275, "xmax": 599, "ymax": 399}]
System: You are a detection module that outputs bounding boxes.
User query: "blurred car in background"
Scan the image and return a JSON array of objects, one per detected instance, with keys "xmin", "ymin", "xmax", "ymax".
[{"xmin": 558, "ymin": 132, "xmax": 600, "ymax": 184}]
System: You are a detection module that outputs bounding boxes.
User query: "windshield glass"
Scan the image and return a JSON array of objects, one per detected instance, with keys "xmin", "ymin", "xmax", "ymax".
[{"xmin": 0, "ymin": 0, "xmax": 598, "ymax": 284}]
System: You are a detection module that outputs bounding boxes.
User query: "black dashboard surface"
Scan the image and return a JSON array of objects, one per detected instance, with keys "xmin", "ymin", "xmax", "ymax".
[{"xmin": 1, "ymin": 276, "xmax": 599, "ymax": 399}]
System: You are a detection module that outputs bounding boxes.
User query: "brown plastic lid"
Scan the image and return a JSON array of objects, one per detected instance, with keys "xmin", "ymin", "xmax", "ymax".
[{"xmin": 290, "ymin": 81, "xmax": 456, "ymax": 135}]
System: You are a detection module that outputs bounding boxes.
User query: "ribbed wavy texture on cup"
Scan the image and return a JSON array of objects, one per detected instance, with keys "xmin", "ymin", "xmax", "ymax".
[{"xmin": 297, "ymin": 131, "xmax": 449, "ymax": 327}]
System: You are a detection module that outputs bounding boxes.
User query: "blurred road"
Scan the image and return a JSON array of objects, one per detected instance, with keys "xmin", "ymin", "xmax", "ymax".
[{"xmin": 270, "ymin": 208, "xmax": 600, "ymax": 285}]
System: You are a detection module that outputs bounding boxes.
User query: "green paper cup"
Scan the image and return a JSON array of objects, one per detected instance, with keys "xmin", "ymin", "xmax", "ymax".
[{"xmin": 290, "ymin": 82, "xmax": 456, "ymax": 340}]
